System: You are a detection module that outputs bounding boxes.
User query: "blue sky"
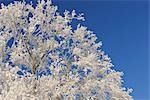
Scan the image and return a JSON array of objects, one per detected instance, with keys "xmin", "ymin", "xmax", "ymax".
[
  {"xmin": 51, "ymin": 1, "xmax": 148, "ymax": 99},
  {"xmin": 0, "ymin": 0, "xmax": 149, "ymax": 99}
]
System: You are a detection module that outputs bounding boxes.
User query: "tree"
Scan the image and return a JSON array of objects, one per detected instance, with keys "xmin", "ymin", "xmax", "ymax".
[{"xmin": 0, "ymin": 0, "xmax": 133, "ymax": 100}]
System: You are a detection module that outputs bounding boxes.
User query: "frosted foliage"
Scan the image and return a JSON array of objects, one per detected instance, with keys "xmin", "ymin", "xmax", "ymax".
[{"xmin": 0, "ymin": 0, "xmax": 133, "ymax": 100}]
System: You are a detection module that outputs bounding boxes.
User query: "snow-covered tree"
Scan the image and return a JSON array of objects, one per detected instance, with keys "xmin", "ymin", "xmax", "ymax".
[{"xmin": 0, "ymin": 0, "xmax": 133, "ymax": 100}]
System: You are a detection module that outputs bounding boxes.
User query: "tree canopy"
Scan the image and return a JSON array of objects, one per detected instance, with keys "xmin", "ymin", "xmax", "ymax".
[{"xmin": 0, "ymin": 0, "xmax": 132, "ymax": 100}]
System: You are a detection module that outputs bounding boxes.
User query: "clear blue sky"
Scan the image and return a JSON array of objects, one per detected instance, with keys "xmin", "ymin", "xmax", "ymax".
[
  {"xmin": 51, "ymin": 1, "xmax": 148, "ymax": 100},
  {"xmin": 0, "ymin": 0, "xmax": 149, "ymax": 100}
]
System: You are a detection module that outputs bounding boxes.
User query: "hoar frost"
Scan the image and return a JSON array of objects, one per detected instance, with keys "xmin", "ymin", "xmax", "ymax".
[{"xmin": 0, "ymin": 0, "xmax": 133, "ymax": 100}]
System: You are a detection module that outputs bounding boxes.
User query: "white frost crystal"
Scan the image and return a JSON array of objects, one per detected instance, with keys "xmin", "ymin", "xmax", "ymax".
[{"xmin": 0, "ymin": 0, "xmax": 133, "ymax": 100}]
